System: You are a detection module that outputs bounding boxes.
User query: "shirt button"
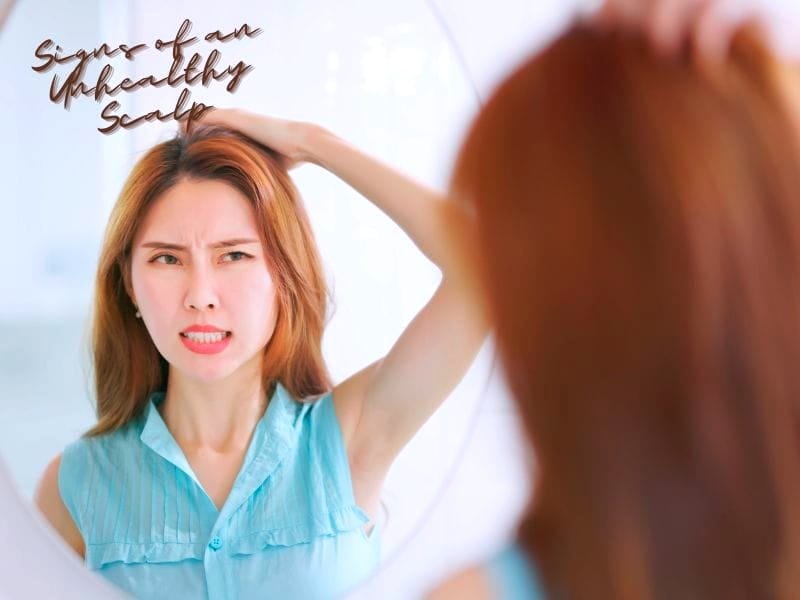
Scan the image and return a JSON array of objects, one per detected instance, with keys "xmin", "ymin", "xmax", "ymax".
[{"xmin": 209, "ymin": 536, "xmax": 223, "ymax": 551}]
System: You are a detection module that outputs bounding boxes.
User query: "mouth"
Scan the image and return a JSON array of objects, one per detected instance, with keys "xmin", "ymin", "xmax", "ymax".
[
  {"xmin": 179, "ymin": 331, "xmax": 233, "ymax": 355},
  {"xmin": 180, "ymin": 331, "xmax": 232, "ymax": 343}
]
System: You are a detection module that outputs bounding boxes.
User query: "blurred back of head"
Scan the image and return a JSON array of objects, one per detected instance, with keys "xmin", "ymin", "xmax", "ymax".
[{"xmin": 451, "ymin": 23, "xmax": 800, "ymax": 599}]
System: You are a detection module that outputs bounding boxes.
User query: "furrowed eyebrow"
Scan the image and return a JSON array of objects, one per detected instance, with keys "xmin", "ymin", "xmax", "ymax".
[{"xmin": 140, "ymin": 238, "xmax": 261, "ymax": 250}]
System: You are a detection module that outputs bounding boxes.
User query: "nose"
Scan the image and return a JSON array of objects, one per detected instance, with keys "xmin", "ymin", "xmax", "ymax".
[{"xmin": 184, "ymin": 264, "xmax": 220, "ymax": 312}]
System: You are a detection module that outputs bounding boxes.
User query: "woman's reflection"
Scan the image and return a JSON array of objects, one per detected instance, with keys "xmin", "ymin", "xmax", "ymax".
[{"xmin": 33, "ymin": 116, "xmax": 488, "ymax": 599}]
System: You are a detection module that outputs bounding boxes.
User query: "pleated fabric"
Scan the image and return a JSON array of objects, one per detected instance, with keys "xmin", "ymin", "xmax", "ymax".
[{"xmin": 58, "ymin": 382, "xmax": 381, "ymax": 600}]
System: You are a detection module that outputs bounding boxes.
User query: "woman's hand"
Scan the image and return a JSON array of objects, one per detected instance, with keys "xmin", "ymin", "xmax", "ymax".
[
  {"xmin": 588, "ymin": 0, "xmax": 767, "ymax": 61},
  {"xmin": 181, "ymin": 108, "xmax": 315, "ymax": 170}
]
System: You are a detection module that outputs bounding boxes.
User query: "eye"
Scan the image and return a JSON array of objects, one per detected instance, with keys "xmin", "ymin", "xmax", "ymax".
[
  {"xmin": 221, "ymin": 251, "xmax": 253, "ymax": 262},
  {"xmin": 150, "ymin": 254, "xmax": 180, "ymax": 265}
]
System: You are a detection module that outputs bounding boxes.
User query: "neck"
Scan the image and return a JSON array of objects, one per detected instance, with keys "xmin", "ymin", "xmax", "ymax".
[{"xmin": 160, "ymin": 364, "xmax": 268, "ymax": 454}]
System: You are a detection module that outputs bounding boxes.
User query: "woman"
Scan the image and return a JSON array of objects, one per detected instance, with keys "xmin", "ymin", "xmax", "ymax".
[
  {"xmin": 431, "ymin": 7, "xmax": 800, "ymax": 600},
  {"xmin": 33, "ymin": 115, "xmax": 487, "ymax": 597}
]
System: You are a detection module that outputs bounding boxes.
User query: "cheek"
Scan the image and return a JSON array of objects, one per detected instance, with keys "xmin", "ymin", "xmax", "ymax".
[
  {"xmin": 136, "ymin": 273, "xmax": 179, "ymax": 314},
  {"xmin": 137, "ymin": 278, "xmax": 182, "ymax": 342},
  {"xmin": 131, "ymin": 265, "xmax": 155, "ymax": 308},
  {"xmin": 229, "ymin": 271, "xmax": 279, "ymax": 321},
  {"xmin": 132, "ymin": 270, "xmax": 183, "ymax": 342}
]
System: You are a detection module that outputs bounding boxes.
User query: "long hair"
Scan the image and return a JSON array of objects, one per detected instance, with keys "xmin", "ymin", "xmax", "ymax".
[
  {"xmin": 85, "ymin": 125, "xmax": 332, "ymax": 438},
  {"xmin": 451, "ymin": 25, "xmax": 800, "ymax": 599}
]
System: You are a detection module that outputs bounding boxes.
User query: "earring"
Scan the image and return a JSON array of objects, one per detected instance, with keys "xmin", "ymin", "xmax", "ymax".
[{"xmin": 135, "ymin": 309, "xmax": 141, "ymax": 318}]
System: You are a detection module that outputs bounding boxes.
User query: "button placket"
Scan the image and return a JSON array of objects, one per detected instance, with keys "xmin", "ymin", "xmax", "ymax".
[{"xmin": 204, "ymin": 531, "xmax": 227, "ymax": 600}]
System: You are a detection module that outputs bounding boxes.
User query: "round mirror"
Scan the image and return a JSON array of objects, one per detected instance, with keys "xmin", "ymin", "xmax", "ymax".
[{"xmin": 0, "ymin": 0, "xmax": 575, "ymax": 597}]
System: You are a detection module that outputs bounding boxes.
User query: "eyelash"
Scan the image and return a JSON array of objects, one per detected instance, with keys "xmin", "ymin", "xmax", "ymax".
[{"xmin": 149, "ymin": 251, "xmax": 253, "ymax": 265}]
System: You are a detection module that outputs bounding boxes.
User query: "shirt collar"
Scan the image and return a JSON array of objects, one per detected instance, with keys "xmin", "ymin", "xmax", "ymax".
[{"xmin": 139, "ymin": 381, "xmax": 299, "ymax": 516}]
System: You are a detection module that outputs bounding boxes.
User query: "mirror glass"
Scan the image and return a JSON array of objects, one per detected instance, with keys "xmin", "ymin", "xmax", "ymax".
[
  {"xmin": 1, "ymin": 0, "xmax": 580, "ymax": 597},
  {"xmin": 0, "ymin": 0, "xmax": 499, "ymax": 597}
]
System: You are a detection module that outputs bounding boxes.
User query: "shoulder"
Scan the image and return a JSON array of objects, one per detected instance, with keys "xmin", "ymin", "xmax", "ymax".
[
  {"xmin": 34, "ymin": 452, "xmax": 85, "ymax": 559},
  {"xmin": 277, "ymin": 389, "xmax": 366, "ymax": 507},
  {"xmin": 291, "ymin": 391, "xmax": 348, "ymax": 463},
  {"xmin": 427, "ymin": 565, "xmax": 494, "ymax": 600},
  {"xmin": 291, "ymin": 388, "xmax": 340, "ymax": 435},
  {"xmin": 53, "ymin": 427, "xmax": 137, "ymax": 494},
  {"xmin": 38, "ymin": 426, "xmax": 139, "ymax": 552}
]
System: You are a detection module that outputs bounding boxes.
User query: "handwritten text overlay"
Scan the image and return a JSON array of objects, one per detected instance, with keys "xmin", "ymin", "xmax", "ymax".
[{"xmin": 31, "ymin": 19, "xmax": 261, "ymax": 135}]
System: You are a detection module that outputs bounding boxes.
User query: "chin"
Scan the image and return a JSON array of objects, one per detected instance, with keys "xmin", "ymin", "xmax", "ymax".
[{"xmin": 166, "ymin": 355, "xmax": 242, "ymax": 384}]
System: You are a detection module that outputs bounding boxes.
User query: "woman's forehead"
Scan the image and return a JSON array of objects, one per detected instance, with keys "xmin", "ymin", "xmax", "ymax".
[{"xmin": 137, "ymin": 178, "xmax": 261, "ymax": 242}]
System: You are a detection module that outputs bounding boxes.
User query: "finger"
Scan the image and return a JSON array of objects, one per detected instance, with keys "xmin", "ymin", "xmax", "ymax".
[
  {"xmin": 692, "ymin": 2, "xmax": 738, "ymax": 63},
  {"xmin": 179, "ymin": 112, "xmax": 203, "ymax": 135},
  {"xmin": 692, "ymin": 1, "xmax": 760, "ymax": 63},
  {"xmin": 594, "ymin": 0, "xmax": 648, "ymax": 29},
  {"xmin": 585, "ymin": 0, "xmax": 626, "ymax": 29},
  {"xmin": 577, "ymin": 0, "xmax": 603, "ymax": 25},
  {"xmin": 646, "ymin": 0, "xmax": 708, "ymax": 57},
  {"xmin": 0, "ymin": 0, "xmax": 16, "ymax": 32},
  {"xmin": 182, "ymin": 106, "xmax": 226, "ymax": 136}
]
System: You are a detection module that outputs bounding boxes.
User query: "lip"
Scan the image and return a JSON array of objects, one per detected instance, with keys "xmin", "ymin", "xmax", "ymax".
[{"xmin": 180, "ymin": 330, "xmax": 232, "ymax": 355}]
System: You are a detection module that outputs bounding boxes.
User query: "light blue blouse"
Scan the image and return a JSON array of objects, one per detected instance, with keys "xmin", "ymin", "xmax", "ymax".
[
  {"xmin": 58, "ymin": 382, "xmax": 381, "ymax": 600},
  {"xmin": 485, "ymin": 543, "xmax": 543, "ymax": 600}
]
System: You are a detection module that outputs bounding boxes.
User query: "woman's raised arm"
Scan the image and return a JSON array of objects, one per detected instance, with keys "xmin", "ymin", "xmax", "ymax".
[{"xmin": 188, "ymin": 109, "xmax": 489, "ymax": 500}]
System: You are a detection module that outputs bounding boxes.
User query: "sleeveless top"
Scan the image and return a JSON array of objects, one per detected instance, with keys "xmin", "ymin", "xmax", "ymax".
[
  {"xmin": 485, "ymin": 543, "xmax": 544, "ymax": 600},
  {"xmin": 57, "ymin": 382, "xmax": 381, "ymax": 600}
]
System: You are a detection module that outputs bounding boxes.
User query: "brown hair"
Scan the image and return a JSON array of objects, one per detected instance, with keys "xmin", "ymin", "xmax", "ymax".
[
  {"xmin": 451, "ymin": 24, "xmax": 800, "ymax": 599},
  {"xmin": 85, "ymin": 125, "xmax": 332, "ymax": 438}
]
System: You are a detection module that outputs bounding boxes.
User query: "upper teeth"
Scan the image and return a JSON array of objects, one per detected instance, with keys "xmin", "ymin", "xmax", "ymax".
[{"xmin": 184, "ymin": 331, "xmax": 227, "ymax": 343}]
